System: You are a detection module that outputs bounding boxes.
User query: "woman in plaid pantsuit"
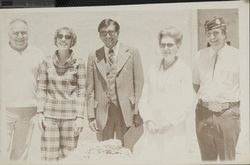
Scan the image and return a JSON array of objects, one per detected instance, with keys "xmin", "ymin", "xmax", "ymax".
[{"xmin": 37, "ymin": 27, "xmax": 86, "ymax": 161}]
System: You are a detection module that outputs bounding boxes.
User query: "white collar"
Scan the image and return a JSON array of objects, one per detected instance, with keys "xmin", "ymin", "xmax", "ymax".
[
  {"xmin": 104, "ymin": 41, "xmax": 120, "ymax": 57},
  {"xmin": 209, "ymin": 43, "xmax": 228, "ymax": 58},
  {"xmin": 8, "ymin": 42, "xmax": 30, "ymax": 55}
]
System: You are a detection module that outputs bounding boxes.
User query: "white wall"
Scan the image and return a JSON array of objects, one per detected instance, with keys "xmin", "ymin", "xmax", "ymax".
[{"xmin": 0, "ymin": 6, "xmax": 195, "ymax": 74}]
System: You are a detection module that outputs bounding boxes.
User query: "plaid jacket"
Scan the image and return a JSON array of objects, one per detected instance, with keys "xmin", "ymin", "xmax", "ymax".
[{"xmin": 37, "ymin": 51, "xmax": 86, "ymax": 119}]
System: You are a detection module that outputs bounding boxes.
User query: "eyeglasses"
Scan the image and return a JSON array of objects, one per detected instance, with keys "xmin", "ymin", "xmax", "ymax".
[
  {"xmin": 99, "ymin": 30, "xmax": 117, "ymax": 37},
  {"xmin": 159, "ymin": 43, "xmax": 176, "ymax": 48},
  {"xmin": 57, "ymin": 34, "xmax": 72, "ymax": 40}
]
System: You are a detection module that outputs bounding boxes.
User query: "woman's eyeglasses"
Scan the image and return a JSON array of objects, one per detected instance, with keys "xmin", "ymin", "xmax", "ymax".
[
  {"xmin": 57, "ymin": 34, "xmax": 72, "ymax": 40},
  {"xmin": 159, "ymin": 43, "xmax": 175, "ymax": 48}
]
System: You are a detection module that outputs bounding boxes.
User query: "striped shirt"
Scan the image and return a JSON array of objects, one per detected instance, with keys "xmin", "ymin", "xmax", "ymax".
[{"xmin": 37, "ymin": 51, "xmax": 86, "ymax": 119}]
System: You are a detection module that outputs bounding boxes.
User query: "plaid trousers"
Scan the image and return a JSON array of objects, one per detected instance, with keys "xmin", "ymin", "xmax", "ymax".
[{"xmin": 41, "ymin": 118, "xmax": 79, "ymax": 161}]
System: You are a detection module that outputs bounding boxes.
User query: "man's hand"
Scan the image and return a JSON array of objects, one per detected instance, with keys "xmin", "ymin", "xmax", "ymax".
[
  {"xmin": 88, "ymin": 119, "xmax": 99, "ymax": 133},
  {"xmin": 74, "ymin": 117, "xmax": 84, "ymax": 136},
  {"xmin": 37, "ymin": 113, "xmax": 45, "ymax": 133},
  {"xmin": 133, "ymin": 113, "xmax": 143, "ymax": 127}
]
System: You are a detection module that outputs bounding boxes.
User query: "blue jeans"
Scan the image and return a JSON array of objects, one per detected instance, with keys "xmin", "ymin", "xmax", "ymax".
[{"xmin": 5, "ymin": 107, "xmax": 36, "ymax": 160}]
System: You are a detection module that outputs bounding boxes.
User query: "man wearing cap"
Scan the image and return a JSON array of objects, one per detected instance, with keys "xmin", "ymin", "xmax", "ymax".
[
  {"xmin": 86, "ymin": 18, "xmax": 144, "ymax": 147},
  {"xmin": 193, "ymin": 17, "xmax": 240, "ymax": 161}
]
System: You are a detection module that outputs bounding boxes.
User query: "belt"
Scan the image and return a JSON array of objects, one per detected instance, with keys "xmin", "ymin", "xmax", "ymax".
[{"xmin": 198, "ymin": 99, "xmax": 240, "ymax": 113}]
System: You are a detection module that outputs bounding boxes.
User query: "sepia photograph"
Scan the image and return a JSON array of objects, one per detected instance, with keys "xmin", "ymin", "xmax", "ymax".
[{"xmin": 0, "ymin": 1, "xmax": 249, "ymax": 164}]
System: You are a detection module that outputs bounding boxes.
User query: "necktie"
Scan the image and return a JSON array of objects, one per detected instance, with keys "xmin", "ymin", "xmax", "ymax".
[
  {"xmin": 108, "ymin": 48, "xmax": 115, "ymax": 65},
  {"xmin": 212, "ymin": 52, "xmax": 219, "ymax": 78}
]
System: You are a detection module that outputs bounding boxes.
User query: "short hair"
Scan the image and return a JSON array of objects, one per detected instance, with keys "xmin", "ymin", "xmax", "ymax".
[
  {"xmin": 8, "ymin": 18, "xmax": 28, "ymax": 34},
  {"xmin": 98, "ymin": 18, "xmax": 120, "ymax": 32},
  {"xmin": 158, "ymin": 26, "xmax": 183, "ymax": 46},
  {"xmin": 9, "ymin": 18, "xmax": 28, "ymax": 27},
  {"xmin": 54, "ymin": 27, "xmax": 77, "ymax": 47}
]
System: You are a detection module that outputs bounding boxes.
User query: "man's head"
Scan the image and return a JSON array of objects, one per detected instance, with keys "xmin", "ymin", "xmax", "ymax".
[
  {"xmin": 8, "ymin": 19, "xmax": 29, "ymax": 52},
  {"xmin": 204, "ymin": 17, "xmax": 227, "ymax": 49},
  {"xmin": 98, "ymin": 18, "xmax": 120, "ymax": 48}
]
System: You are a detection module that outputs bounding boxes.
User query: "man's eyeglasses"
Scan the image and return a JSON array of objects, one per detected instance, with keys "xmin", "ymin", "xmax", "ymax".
[
  {"xmin": 159, "ymin": 43, "xmax": 175, "ymax": 48},
  {"xmin": 57, "ymin": 34, "xmax": 72, "ymax": 40},
  {"xmin": 99, "ymin": 30, "xmax": 117, "ymax": 37}
]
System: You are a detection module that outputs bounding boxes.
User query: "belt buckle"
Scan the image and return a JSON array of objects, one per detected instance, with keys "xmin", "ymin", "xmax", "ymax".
[
  {"xmin": 207, "ymin": 102, "xmax": 222, "ymax": 113},
  {"xmin": 209, "ymin": 102, "xmax": 230, "ymax": 113}
]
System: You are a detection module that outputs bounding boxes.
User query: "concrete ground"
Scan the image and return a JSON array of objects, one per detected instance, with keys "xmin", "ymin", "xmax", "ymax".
[{"xmin": 25, "ymin": 114, "xmax": 249, "ymax": 164}]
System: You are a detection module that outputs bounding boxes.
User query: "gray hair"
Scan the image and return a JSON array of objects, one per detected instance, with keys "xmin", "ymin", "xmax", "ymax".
[
  {"xmin": 8, "ymin": 18, "xmax": 28, "ymax": 34},
  {"xmin": 158, "ymin": 26, "xmax": 183, "ymax": 47}
]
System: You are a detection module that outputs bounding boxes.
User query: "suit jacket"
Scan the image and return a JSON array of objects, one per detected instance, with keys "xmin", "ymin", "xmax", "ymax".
[{"xmin": 86, "ymin": 43, "xmax": 144, "ymax": 130}]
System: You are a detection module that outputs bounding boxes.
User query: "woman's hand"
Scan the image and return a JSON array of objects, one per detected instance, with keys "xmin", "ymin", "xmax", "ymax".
[
  {"xmin": 146, "ymin": 121, "xmax": 160, "ymax": 134},
  {"xmin": 74, "ymin": 117, "xmax": 84, "ymax": 136},
  {"xmin": 37, "ymin": 113, "xmax": 45, "ymax": 133},
  {"xmin": 158, "ymin": 122, "xmax": 173, "ymax": 134}
]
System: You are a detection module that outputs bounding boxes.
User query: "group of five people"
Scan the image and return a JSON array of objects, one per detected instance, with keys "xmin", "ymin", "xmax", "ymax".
[{"xmin": 1, "ymin": 16, "xmax": 240, "ymax": 162}]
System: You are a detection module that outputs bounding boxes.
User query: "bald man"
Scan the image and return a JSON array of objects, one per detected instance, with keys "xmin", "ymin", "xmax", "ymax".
[{"xmin": 2, "ymin": 19, "xmax": 44, "ymax": 160}]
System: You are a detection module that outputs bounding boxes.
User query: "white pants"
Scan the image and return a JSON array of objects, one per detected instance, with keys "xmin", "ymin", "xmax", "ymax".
[
  {"xmin": 4, "ymin": 107, "xmax": 36, "ymax": 160},
  {"xmin": 134, "ymin": 123, "xmax": 189, "ymax": 162}
]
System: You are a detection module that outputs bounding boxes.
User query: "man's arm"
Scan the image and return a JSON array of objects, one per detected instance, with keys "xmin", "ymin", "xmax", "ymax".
[
  {"xmin": 192, "ymin": 52, "xmax": 200, "ymax": 94},
  {"xmin": 86, "ymin": 54, "xmax": 96, "ymax": 120}
]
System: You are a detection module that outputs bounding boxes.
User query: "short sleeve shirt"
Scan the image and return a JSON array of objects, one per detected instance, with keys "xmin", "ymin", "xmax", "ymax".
[{"xmin": 192, "ymin": 44, "xmax": 240, "ymax": 102}]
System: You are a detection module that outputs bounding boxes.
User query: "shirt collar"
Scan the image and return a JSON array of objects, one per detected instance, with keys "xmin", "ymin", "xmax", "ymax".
[
  {"xmin": 209, "ymin": 43, "xmax": 228, "ymax": 58},
  {"xmin": 53, "ymin": 49, "xmax": 76, "ymax": 68},
  {"xmin": 159, "ymin": 56, "xmax": 178, "ymax": 72},
  {"xmin": 104, "ymin": 41, "xmax": 120, "ymax": 57},
  {"xmin": 8, "ymin": 42, "xmax": 30, "ymax": 55}
]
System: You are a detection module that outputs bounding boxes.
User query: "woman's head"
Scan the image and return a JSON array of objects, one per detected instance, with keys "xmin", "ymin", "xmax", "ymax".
[
  {"xmin": 54, "ymin": 27, "xmax": 77, "ymax": 50},
  {"xmin": 158, "ymin": 27, "xmax": 183, "ymax": 61}
]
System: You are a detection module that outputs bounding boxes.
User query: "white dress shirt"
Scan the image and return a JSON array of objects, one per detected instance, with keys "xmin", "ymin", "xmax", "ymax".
[
  {"xmin": 193, "ymin": 44, "xmax": 240, "ymax": 102},
  {"xmin": 104, "ymin": 41, "xmax": 120, "ymax": 63}
]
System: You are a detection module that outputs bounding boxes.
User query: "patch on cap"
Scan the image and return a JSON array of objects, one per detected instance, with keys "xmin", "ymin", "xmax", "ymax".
[{"xmin": 204, "ymin": 17, "xmax": 226, "ymax": 31}]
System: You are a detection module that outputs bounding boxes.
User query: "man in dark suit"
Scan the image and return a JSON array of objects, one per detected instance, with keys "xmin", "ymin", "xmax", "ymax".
[{"xmin": 86, "ymin": 18, "xmax": 144, "ymax": 146}]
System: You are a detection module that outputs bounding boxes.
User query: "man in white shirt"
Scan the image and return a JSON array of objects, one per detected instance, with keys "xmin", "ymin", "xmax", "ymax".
[
  {"xmin": 193, "ymin": 17, "xmax": 240, "ymax": 161},
  {"xmin": 2, "ymin": 18, "xmax": 44, "ymax": 160}
]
